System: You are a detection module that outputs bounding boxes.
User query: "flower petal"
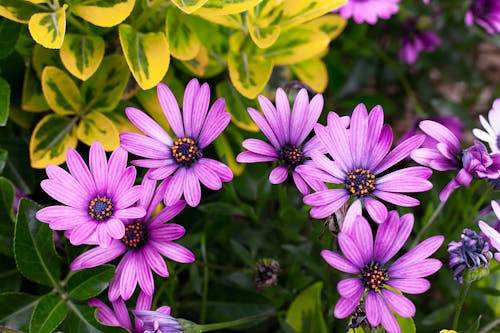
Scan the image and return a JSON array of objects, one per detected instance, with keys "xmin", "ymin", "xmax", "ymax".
[
  {"xmin": 295, "ymin": 93, "xmax": 323, "ymax": 146},
  {"xmin": 365, "ymin": 291, "xmax": 382, "ymax": 326},
  {"xmin": 334, "ymin": 296, "xmax": 361, "ymax": 319},
  {"xmin": 143, "ymin": 246, "xmax": 169, "ymax": 277},
  {"xmin": 338, "ymin": 232, "xmax": 366, "ymax": 267},
  {"xmin": 290, "ymin": 89, "xmax": 309, "ymax": 145},
  {"xmin": 386, "ymin": 278, "xmax": 430, "ymax": 294},
  {"xmin": 275, "ymin": 88, "xmax": 291, "ymax": 143},
  {"xmin": 248, "ymin": 107, "xmax": 280, "ymax": 148},
  {"xmin": 337, "ymin": 278, "xmax": 363, "ymax": 298},
  {"xmin": 107, "ymin": 147, "xmax": 128, "ymax": 198},
  {"xmin": 382, "ymin": 289, "xmax": 416, "ymax": 318},
  {"xmin": 152, "ymin": 241, "xmax": 195, "ymax": 263},
  {"xmin": 136, "ymin": 252, "xmax": 154, "ymax": 296},
  {"xmin": 242, "ymin": 138, "xmax": 279, "ymax": 157},
  {"xmin": 374, "ymin": 134, "xmax": 425, "ymax": 174},
  {"xmin": 119, "ymin": 252, "xmax": 138, "ymax": 300},
  {"xmin": 379, "ymin": 299, "xmax": 401, "ymax": 333},
  {"xmin": 364, "ymin": 197, "xmax": 388, "ymax": 224},
  {"xmin": 182, "ymin": 78, "xmax": 200, "ymax": 138},
  {"xmin": 120, "ymin": 132, "xmax": 170, "ymax": 159},
  {"xmin": 390, "ymin": 236, "xmax": 444, "ymax": 269},
  {"xmin": 269, "ymin": 166, "xmax": 288, "ymax": 184},
  {"xmin": 198, "ymin": 98, "xmax": 230, "ymax": 148},
  {"xmin": 352, "ymin": 215, "xmax": 374, "ymax": 263},
  {"xmin": 70, "ymin": 242, "xmax": 124, "ymax": 270},
  {"xmin": 70, "ymin": 222, "xmax": 97, "ymax": 246},
  {"xmin": 158, "ymin": 83, "xmax": 184, "ymax": 138},
  {"xmin": 321, "ymin": 249, "xmax": 360, "ymax": 274},
  {"xmin": 389, "ymin": 258, "xmax": 442, "ymax": 279},
  {"xmin": 66, "ymin": 148, "xmax": 96, "ymax": 194},
  {"xmin": 419, "ymin": 120, "xmax": 461, "ymax": 152},
  {"xmin": 373, "ymin": 191, "xmax": 420, "ymax": 207},
  {"xmin": 379, "ymin": 213, "xmax": 414, "ymax": 264},
  {"xmin": 164, "ymin": 169, "xmax": 186, "ymax": 206},
  {"xmin": 193, "ymin": 162, "xmax": 222, "ymax": 190},
  {"xmin": 350, "ymin": 103, "xmax": 369, "ymax": 167},
  {"xmin": 125, "ymin": 107, "xmax": 172, "ymax": 146},
  {"xmin": 184, "ymin": 168, "xmax": 201, "ymax": 207},
  {"xmin": 40, "ymin": 179, "xmax": 87, "ymax": 209},
  {"xmin": 89, "ymin": 142, "xmax": 108, "ymax": 194}
]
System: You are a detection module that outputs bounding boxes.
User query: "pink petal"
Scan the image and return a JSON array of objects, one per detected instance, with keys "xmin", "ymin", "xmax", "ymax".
[
  {"xmin": 321, "ymin": 249, "xmax": 360, "ymax": 274},
  {"xmin": 373, "ymin": 191, "xmax": 420, "ymax": 207},
  {"xmin": 105, "ymin": 218, "xmax": 126, "ymax": 239},
  {"xmin": 364, "ymin": 197, "xmax": 388, "ymax": 224},
  {"xmin": 352, "ymin": 215, "xmax": 374, "ymax": 263},
  {"xmin": 365, "ymin": 291, "xmax": 382, "ymax": 326},
  {"xmin": 149, "ymin": 201, "xmax": 186, "ymax": 229},
  {"xmin": 269, "ymin": 166, "xmax": 289, "ymax": 184},
  {"xmin": 157, "ymin": 83, "xmax": 184, "ymax": 138},
  {"xmin": 69, "ymin": 222, "xmax": 97, "ymax": 246},
  {"xmin": 136, "ymin": 252, "xmax": 154, "ymax": 296},
  {"xmin": 386, "ymin": 278, "xmax": 430, "ymax": 294},
  {"xmin": 334, "ymin": 296, "xmax": 361, "ymax": 319},
  {"xmin": 242, "ymin": 138, "xmax": 279, "ymax": 157},
  {"xmin": 193, "ymin": 162, "xmax": 222, "ymax": 190},
  {"xmin": 248, "ymin": 108, "xmax": 280, "ymax": 148},
  {"xmin": 236, "ymin": 151, "xmax": 277, "ymax": 163},
  {"xmin": 274, "ymin": 88, "xmax": 291, "ymax": 144},
  {"xmin": 40, "ymin": 179, "xmax": 87, "ymax": 209},
  {"xmin": 184, "ymin": 168, "xmax": 201, "ymax": 207},
  {"xmin": 349, "ymin": 103, "xmax": 369, "ymax": 167},
  {"xmin": 338, "ymin": 232, "xmax": 366, "ymax": 267},
  {"xmin": 182, "ymin": 78, "xmax": 200, "ymax": 138},
  {"xmin": 107, "ymin": 147, "xmax": 128, "ymax": 198},
  {"xmin": 143, "ymin": 246, "xmax": 169, "ymax": 277},
  {"xmin": 89, "ymin": 142, "xmax": 108, "ymax": 194},
  {"xmin": 192, "ymin": 83, "xmax": 211, "ymax": 138},
  {"xmin": 120, "ymin": 132, "xmax": 170, "ymax": 160},
  {"xmin": 125, "ymin": 107, "xmax": 172, "ymax": 146},
  {"xmin": 295, "ymin": 93, "xmax": 323, "ymax": 146},
  {"xmin": 289, "ymin": 89, "xmax": 309, "ymax": 145},
  {"xmin": 379, "ymin": 298, "xmax": 401, "ymax": 333},
  {"xmin": 66, "ymin": 148, "xmax": 96, "ymax": 194},
  {"xmin": 382, "ymin": 289, "xmax": 416, "ymax": 318},
  {"xmin": 164, "ymin": 169, "xmax": 186, "ymax": 206},
  {"xmin": 152, "ymin": 241, "xmax": 195, "ymax": 263},
  {"xmin": 374, "ymin": 134, "xmax": 425, "ymax": 174},
  {"xmin": 119, "ymin": 253, "xmax": 138, "ymax": 300},
  {"xmin": 337, "ymin": 278, "xmax": 363, "ymax": 298},
  {"xmin": 70, "ymin": 242, "xmax": 124, "ymax": 270},
  {"xmin": 258, "ymin": 94, "xmax": 284, "ymax": 146},
  {"xmin": 198, "ymin": 99, "xmax": 230, "ymax": 148}
]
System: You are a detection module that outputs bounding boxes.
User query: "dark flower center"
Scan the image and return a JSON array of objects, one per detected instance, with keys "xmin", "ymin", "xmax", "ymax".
[
  {"xmin": 361, "ymin": 263, "xmax": 388, "ymax": 292},
  {"xmin": 171, "ymin": 137, "xmax": 202, "ymax": 166},
  {"xmin": 121, "ymin": 222, "xmax": 148, "ymax": 250},
  {"xmin": 280, "ymin": 145, "xmax": 304, "ymax": 167},
  {"xmin": 88, "ymin": 196, "xmax": 114, "ymax": 222},
  {"xmin": 345, "ymin": 168, "xmax": 376, "ymax": 197}
]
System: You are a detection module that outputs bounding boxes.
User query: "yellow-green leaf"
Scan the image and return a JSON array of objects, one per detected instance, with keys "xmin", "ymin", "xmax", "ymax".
[
  {"xmin": 216, "ymin": 81, "xmax": 259, "ymax": 132},
  {"xmin": 303, "ymin": 14, "xmax": 346, "ymax": 41},
  {"xmin": 227, "ymin": 48, "xmax": 273, "ymax": 99},
  {"xmin": 193, "ymin": 12, "xmax": 242, "ymax": 29},
  {"xmin": 80, "ymin": 54, "xmax": 130, "ymax": 113},
  {"xmin": 262, "ymin": 26, "xmax": 329, "ymax": 65},
  {"xmin": 290, "ymin": 58, "xmax": 328, "ymax": 93},
  {"xmin": 105, "ymin": 103, "xmax": 143, "ymax": 135},
  {"xmin": 246, "ymin": 15, "xmax": 280, "ymax": 49},
  {"xmin": 60, "ymin": 33, "xmax": 105, "ymax": 81},
  {"xmin": 197, "ymin": 0, "xmax": 264, "ymax": 16},
  {"xmin": 214, "ymin": 132, "xmax": 244, "ymax": 176},
  {"xmin": 286, "ymin": 282, "xmax": 328, "ymax": 333},
  {"xmin": 72, "ymin": 0, "xmax": 135, "ymax": 27},
  {"xmin": 180, "ymin": 45, "xmax": 209, "ymax": 77},
  {"xmin": 0, "ymin": 0, "xmax": 43, "ymax": 23},
  {"xmin": 32, "ymin": 44, "xmax": 61, "ymax": 79},
  {"xmin": 77, "ymin": 112, "xmax": 119, "ymax": 151},
  {"xmin": 41, "ymin": 66, "xmax": 83, "ymax": 115},
  {"xmin": 22, "ymin": 62, "xmax": 49, "ymax": 112},
  {"xmin": 28, "ymin": 4, "xmax": 67, "ymax": 49},
  {"xmin": 166, "ymin": 7, "xmax": 200, "ymax": 60},
  {"xmin": 30, "ymin": 114, "xmax": 78, "ymax": 168},
  {"xmin": 119, "ymin": 24, "xmax": 169, "ymax": 90},
  {"xmin": 170, "ymin": 0, "xmax": 208, "ymax": 14},
  {"xmin": 279, "ymin": 0, "xmax": 347, "ymax": 28}
]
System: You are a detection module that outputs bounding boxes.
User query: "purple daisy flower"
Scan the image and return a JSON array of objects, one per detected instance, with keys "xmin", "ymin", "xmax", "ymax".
[
  {"xmin": 479, "ymin": 200, "xmax": 500, "ymax": 262},
  {"xmin": 71, "ymin": 176, "xmax": 194, "ymax": 301},
  {"xmin": 297, "ymin": 104, "xmax": 432, "ymax": 227},
  {"xmin": 236, "ymin": 88, "xmax": 329, "ymax": 194},
  {"xmin": 465, "ymin": 0, "xmax": 500, "ymax": 34},
  {"xmin": 321, "ymin": 212, "xmax": 444, "ymax": 333},
  {"xmin": 338, "ymin": 0, "xmax": 399, "ymax": 25},
  {"xmin": 36, "ymin": 142, "xmax": 146, "ymax": 248},
  {"xmin": 399, "ymin": 19, "xmax": 441, "ymax": 65},
  {"xmin": 120, "ymin": 79, "xmax": 233, "ymax": 207},
  {"xmin": 399, "ymin": 115, "xmax": 464, "ymax": 149},
  {"xmin": 473, "ymin": 98, "xmax": 500, "ymax": 153}
]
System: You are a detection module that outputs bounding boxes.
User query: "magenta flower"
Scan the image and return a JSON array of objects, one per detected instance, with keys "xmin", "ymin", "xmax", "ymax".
[
  {"xmin": 321, "ymin": 212, "xmax": 443, "ymax": 333},
  {"xmin": 338, "ymin": 0, "xmax": 399, "ymax": 25},
  {"xmin": 399, "ymin": 115, "xmax": 464, "ymax": 149},
  {"xmin": 479, "ymin": 200, "xmax": 500, "ymax": 262},
  {"xmin": 236, "ymin": 88, "xmax": 327, "ymax": 194},
  {"xmin": 120, "ymin": 79, "xmax": 233, "ymax": 207},
  {"xmin": 399, "ymin": 19, "xmax": 441, "ymax": 65},
  {"xmin": 71, "ymin": 176, "xmax": 194, "ymax": 301},
  {"xmin": 465, "ymin": 0, "xmax": 500, "ymax": 34},
  {"xmin": 36, "ymin": 142, "xmax": 145, "ymax": 248},
  {"xmin": 473, "ymin": 98, "xmax": 500, "ymax": 153},
  {"xmin": 297, "ymin": 104, "xmax": 432, "ymax": 227}
]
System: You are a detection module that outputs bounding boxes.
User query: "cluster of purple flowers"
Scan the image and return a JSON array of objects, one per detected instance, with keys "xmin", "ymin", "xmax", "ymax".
[{"xmin": 35, "ymin": 76, "xmax": 500, "ymax": 333}]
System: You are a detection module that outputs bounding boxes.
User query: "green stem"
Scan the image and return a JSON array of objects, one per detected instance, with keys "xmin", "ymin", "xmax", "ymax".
[
  {"xmin": 199, "ymin": 312, "xmax": 274, "ymax": 332},
  {"xmin": 452, "ymin": 281, "xmax": 471, "ymax": 330},
  {"xmin": 371, "ymin": 42, "xmax": 426, "ymax": 117},
  {"xmin": 411, "ymin": 200, "xmax": 446, "ymax": 248},
  {"xmin": 200, "ymin": 233, "xmax": 209, "ymax": 324},
  {"xmin": 478, "ymin": 317, "xmax": 500, "ymax": 333}
]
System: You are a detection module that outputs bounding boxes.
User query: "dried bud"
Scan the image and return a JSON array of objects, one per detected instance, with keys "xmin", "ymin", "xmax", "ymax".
[{"xmin": 255, "ymin": 258, "xmax": 281, "ymax": 291}]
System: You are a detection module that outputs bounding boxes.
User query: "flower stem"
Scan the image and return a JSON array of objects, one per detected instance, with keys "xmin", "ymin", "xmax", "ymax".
[
  {"xmin": 198, "ymin": 312, "xmax": 274, "ymax": 332},
  {"xmin": 411, "ymin": 200, "xmax": 446, "ymax": 248},
  {"xmin": 478, "ymin": 317, "xmax": 500, "ymax": 333},
  {"xmin": 452, "ymin": 281, "xmax": 471, "ymax": 330},
  {"xmin": 200, "ymin": 233, "xmax": 209, "ymax": 324}
]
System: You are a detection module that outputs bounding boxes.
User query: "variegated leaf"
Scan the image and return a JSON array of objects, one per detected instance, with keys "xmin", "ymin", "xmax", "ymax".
[
  {"xmin": 170, "ymin": 0, "xmax": 208, "ymax": 14},
  {"xmin": 227, "ymin": 50, "xmax": 272, "ymax": 99},
  {"xmin": 41, "ymin": 66, "xmax": 83, "ymax": 115},
  {"xmin": 119, "ymin": 24, "xmax": 169, "ymax": 90},
  {"xmin": 28, "ymin": 4, "xmax": 67, "ymax": 49},
  {"xmin": 279, "ymin": 0, "xmax": 347, "ymax": 28},
  {"xmin": 181, "ymin": 45, "xmax": 209, "ymax": 77},
  {"xmin": 77, "ymin": 112, "xmax": 119, "ymax": 151},
  {"xmin": 303, "ymin": 14, "xmax": 347, "ymax": 40},
  {"xmin": 80, "ymin": 54, "xmax": 130, "ymax": 113},
  {"xmin": 166, "ymin": 7, "xmax": 200, "ymax": 60},
  {"xmin": 30, "ymin": 114, "xmax": 78, "ymax": 168},
  {"xmin": 32, "ymin": 44, "xmax": 61, "ymax": 79},
  {"xmin": 0, "ymin": 0, "xmax": 43, "ymax": 23},
  {"xmin": 197, "ymin": 0, "xmax": 264, "ymax": 15},
  {"xmin": 60, "ymin": 33, "xmax": 105, "ymax": 81},
  {"xmin": 262, "ymin": 26, "xmax": 330, "ymax": 65},
  {"xmin": 290, "ymin": 58, "xmax": 328, "ymax": 93},
  {"xmin": 216, "ymin": 81, "xmax": 259, "ymax": 132},
  {"xmin": 22, "ymin": 62, "xmax": 49, "ymax": 112},
  {"xmin": 72, "ymin": 0, "xmax": 135, "ymax": 27},
  {"xmin": 246, "ymin": 16, "xmax": 280, "ymax": 49}
]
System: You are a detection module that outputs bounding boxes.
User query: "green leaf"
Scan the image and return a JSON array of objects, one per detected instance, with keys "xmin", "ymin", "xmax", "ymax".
[
  {"xmin": 0, "ymin": 77, "xmax": 10, "ymax": 126},
  {"xmin": 64, "ymin": 303, "xmax": 128, "ymax": 333},
  {"xmin": 0, "ymin": 149, "xmax": 6, "ymax": 174},
  {"xmin": 41, "ymin": 66, "xmax": 83, "ymax": 115},
  {"xmin": 22, "ymin": 62, "xmax": 49, "ymax": 112},
  {"xmin": 0, "ymin": 257, "xmax": 22, "ymax": 292},
  {"xmin": 395, "ymin": 313, "xmax": 416, "ymax": 333},
  {"xmin": 0, "ymin": 177, "xmax": 15, "ymax": 256},
  {"xmin": 77, "ymin": 112, "xmax": 119, "ymax": 151},
  {"xmin": 197, "ymin": 0, "xmax": 264, "ymax": 15},
  {"xmin": 0, "ymin": 18, "xmax": 21, "ymax": 59},
  {"xmin": 119, "ymin": 24, "xmax": 169, "ymax": 90},
  {"xmin": 72, "ymin": 0, "xmax": 135, "ymax": 27},
  {"xmin": 166, "ymin": 7, "xmax": 200, "ymax": 61},
  {"xmin": 32, "ymin": 44, "xmax": 61, "ymax": 79},
  {"xmin": 463, "ymin": 315, "xmax": 481, "ymax": 333},
  {"xmin": 290, "ymin": 58, "xmax": 328, "ymax": 93},
  {"xmin": 67, "ymin": 265, "xmax": 115, "ymax": 301},
  {"xmin": 30, "ymin": 294, "xmax": 68, "ymax": 333},
  {"xmin": 0, "ymin": 0, "xmax": 44, "ymax": 23},
  {"xmin": 60, "ymin": 34, "xmax": 105, "ymax": 81},
  {"xmin": 286, "ymin": 281, "xmax": 328, "ymax": 333},
  {"xmin": 13, "ymin": 198, "xmax": 61, "ymax": 286},
  {"xmin": 216, "ymin": 81, "xmax": 259, "ymax": 132},
  {"xmin": 28, "ymin": 5, "xmax": 67, "ymax": 49},
  {"xmin": 80, "ymin": 54, "xmax": 130, "ymax": 113},
  {"xmin": 29, "ymin": 114, "xmax": 78, "ymax": 168},
  {"xmin": 0, "ymin": 292, "xmax": 39, "ymax": 330}
]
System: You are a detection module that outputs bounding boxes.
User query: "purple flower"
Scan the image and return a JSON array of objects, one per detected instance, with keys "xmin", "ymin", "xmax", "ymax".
[
  {"xmin": 462, "ymin": 141, "xmax": 500, "ymax": 179},
  {"xmin": 321, "ymin": 212, "xmax": 443, "ymax": 333},
  {"xmin": 120, "ymin": 79, "xmax": 233, "ymax": 207},
  {"xmin": 89, "ymin": 292, "xmax": 174, "ymax": 332},
  {"xmin": 399, "ymin": 116, "xmax": 464, "ymax": 149},
  {"xmin": 133, "ymin": 310, "xmax": 183, "ymax": 333},
  {"xmin": 236, "ymin": 88, "xmax": 328, "ymax": 194},
  {"xmin": 71, "ymin": 176, "xmax": 194, "ymax": 301},
  {"xmin": 399, "ymin": 19, "xmax": 441, "ymax": 65},
  {"xmin": 338, "ymin": 0, "xmax": 399, "ymax": 25},
  {"xmin": 465, "ymin": 0, "xmax": 500, "ymax": 34},
  {"xmin": 36, "ymin": 142, "xmax": 145, "ymax": 248},
  {"xmin": 297, "ymin": 104, "xmax": 432, "ymax": 227},
  {"xmin": 473, "ymin": 98, "xmax": 500, "ymax": 153},
  {"xmin": 479, "ymin": 200, "xmax": 500, "ymax": 262}
]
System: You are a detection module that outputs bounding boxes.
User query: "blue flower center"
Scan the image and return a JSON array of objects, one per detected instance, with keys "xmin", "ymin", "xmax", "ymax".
[
  {"xmin": 361, "ymin": 263, "xmax": 388, "ymax": 292},
  {"xmin": 280, "ymin": 145, "xmax": 304, "ymax": 167},
  {"xmin": 121, "ymin": 222, "xmax": 148, "ymax": 250},
  {"xmin": 88, "ymin": 196, "xmax": 114, "ymax": 222},
  {"xmin": 345, "ymin": 168, "xmax": 376, "ymax": 197},
  {"xmin": 171, "ymin": 137, "xmax": 202, "ymax": 166}
]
